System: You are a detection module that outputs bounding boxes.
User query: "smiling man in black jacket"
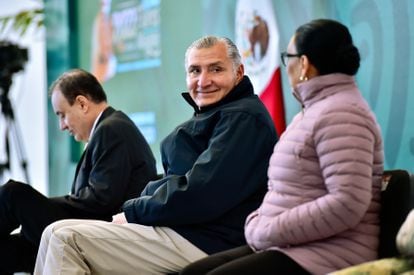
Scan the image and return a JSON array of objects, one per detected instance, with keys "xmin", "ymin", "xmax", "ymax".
[{"xmin": 34, "ymin": 36, "xmax": 278, "ymax": 275}]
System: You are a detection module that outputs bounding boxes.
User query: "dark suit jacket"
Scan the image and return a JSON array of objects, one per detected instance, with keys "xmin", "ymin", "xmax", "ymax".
[{"xmin": 51, "ymin": 106, "xmax": 157, "ymax": 220}]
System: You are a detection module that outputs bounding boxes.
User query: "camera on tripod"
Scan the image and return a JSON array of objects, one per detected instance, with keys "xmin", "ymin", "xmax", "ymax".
[
  {"xmin": 0, "ymin": 41, "xmax": 28, "ymax": 75},
  {"xmin": 0, "ymin": 41, "xmax": 28, "ymax": 119},
  {"xmin": 0, "ymin": 41, "xmax": 28, "ymax": 94},
  {"xmin": 0, "ymin": 40, "xmax": 30, "ymax": 183}
]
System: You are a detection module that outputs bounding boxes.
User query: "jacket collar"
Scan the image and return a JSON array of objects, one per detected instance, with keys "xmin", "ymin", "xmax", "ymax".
[
  {"xmin": 293, "ymin": 73, "xmax": 356, "ymax": 109},
  {"xmin": 181, "ymin": 75, "xmax": 254, "ymax": 114},
  {"xmin": 87, "ymin": 106, "xmax": 114, "ymax": 143},
  {"xmin": 96, "ymin": 106, "xmax": 115, "ymax": 126}
]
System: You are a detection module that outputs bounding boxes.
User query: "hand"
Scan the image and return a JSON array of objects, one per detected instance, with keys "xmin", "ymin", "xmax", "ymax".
[{"xmin": 112, "ymin": 212, "xmax": 128, "ymax": 224}]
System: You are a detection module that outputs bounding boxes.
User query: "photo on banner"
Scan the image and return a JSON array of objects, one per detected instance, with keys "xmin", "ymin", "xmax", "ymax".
[{"xmin": 91, "ymin": 0, "xmax": 161, "ymax": 82}]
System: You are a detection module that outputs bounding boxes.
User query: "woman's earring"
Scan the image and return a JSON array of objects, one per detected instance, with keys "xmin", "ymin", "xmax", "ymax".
[{"xmin": 299, "ymin": 75, "xmax": 308, "ymax": 81}]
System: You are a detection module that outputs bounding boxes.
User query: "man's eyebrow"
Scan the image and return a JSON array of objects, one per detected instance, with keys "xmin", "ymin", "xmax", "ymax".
[
  {"xmin": 188, "ymin": 61, "xmax": 224, "ymax": 69},
  {"xmin": 203, "ymin": 61, "xmax": 225, "ymax": 68},
  {"xmin": 209, "ymin": 61, "xmax": 224, "ymax": 66}
]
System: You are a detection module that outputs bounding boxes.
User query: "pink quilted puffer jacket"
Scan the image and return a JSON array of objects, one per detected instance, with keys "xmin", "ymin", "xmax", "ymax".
[{"xmin": 245, "ymin": 73, "xmax": 384, "ymax": 275}]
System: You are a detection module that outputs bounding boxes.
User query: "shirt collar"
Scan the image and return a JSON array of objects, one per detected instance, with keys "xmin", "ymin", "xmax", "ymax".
[
  {"xmin": 89, "ymin": 110, "xmax": 104, "ymax": 140},
  {"xmin": 85, "ymin": 110, "xmax": 104, "ymax": 149}
]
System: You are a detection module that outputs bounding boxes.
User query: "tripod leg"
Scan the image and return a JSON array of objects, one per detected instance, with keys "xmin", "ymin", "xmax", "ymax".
[
  {"xmin": 0, "ymin": 115, "xmax": 11, "ymax": 182},
  {"xmin": 6, "ymin": 116, "xmax": 30, "ymax": 185}
]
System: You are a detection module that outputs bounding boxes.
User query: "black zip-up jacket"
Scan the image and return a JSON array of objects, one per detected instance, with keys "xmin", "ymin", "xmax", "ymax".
[{"xmin": 123, "ymin": 76, "xmax": 277, "ymax": 254}]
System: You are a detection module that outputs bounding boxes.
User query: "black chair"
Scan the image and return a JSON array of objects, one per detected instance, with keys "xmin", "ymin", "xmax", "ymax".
[
  {"xmin": 378, "ymin": 169, "xmax": 412, "ymax": 258},
  {"xmin": 410, "ymin": 172, "xmax": 414, "ymax": 209}
]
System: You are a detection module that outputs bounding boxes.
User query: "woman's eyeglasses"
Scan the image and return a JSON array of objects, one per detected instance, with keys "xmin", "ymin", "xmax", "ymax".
[{"xmin": 280, "ymin": 52, "xmax": 302, "ymax": 66}]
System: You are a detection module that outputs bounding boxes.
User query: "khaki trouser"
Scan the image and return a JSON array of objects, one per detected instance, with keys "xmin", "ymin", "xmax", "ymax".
[{"xmin": 34, "ymin": 219, "xmax": 208, "ymax": 275}]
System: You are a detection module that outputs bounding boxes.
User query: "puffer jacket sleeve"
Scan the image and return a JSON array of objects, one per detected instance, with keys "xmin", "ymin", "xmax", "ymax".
[{"xmin": 246, "ymin": 106, "xmax": 378, "ymax": 250}]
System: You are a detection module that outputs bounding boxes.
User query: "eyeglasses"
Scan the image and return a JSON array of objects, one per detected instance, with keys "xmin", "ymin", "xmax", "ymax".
[{"xmin": 280, "ymin": 52, "xmax": 302, "ymax": 66}]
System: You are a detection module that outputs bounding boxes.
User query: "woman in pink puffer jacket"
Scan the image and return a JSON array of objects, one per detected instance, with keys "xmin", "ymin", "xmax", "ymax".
[{"xmin": 180, "ymin": 18, "xmax": 384, "ymax": 275}]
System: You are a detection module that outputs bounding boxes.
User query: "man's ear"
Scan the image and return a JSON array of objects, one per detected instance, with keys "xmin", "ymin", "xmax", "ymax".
[
  {"xmin": 75, "ymin": 95, "xmax": 89, "ymax": 112},
  {"xmin": 236, "ymin": 64, "xmax": 244, "ymax": 83}
]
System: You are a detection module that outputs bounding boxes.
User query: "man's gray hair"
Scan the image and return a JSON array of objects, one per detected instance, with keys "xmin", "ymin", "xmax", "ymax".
[{"xmin": 184, "ymin": 36, "xmax": 242, "ymax": 71}]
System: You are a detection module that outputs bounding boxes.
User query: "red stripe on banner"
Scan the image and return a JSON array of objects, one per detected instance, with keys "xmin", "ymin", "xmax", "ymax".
[{"xmin": 259, "ymin": 68, "xmax": 286, "ymax": 136}]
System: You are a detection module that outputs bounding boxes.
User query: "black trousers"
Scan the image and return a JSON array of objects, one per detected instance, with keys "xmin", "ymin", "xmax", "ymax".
[
  {"xmin": 180, "ymin": 245, "xmax": 311, "ymax": 275},
  {"xmin": 0, "ymin": 180, "xmax": 74, "ymax": 273}
]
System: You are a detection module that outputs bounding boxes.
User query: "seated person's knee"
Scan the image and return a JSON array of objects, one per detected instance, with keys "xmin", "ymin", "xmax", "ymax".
[{"xmin": 0, "ymin": 179, "xmax": 28, "ymax": 200}]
